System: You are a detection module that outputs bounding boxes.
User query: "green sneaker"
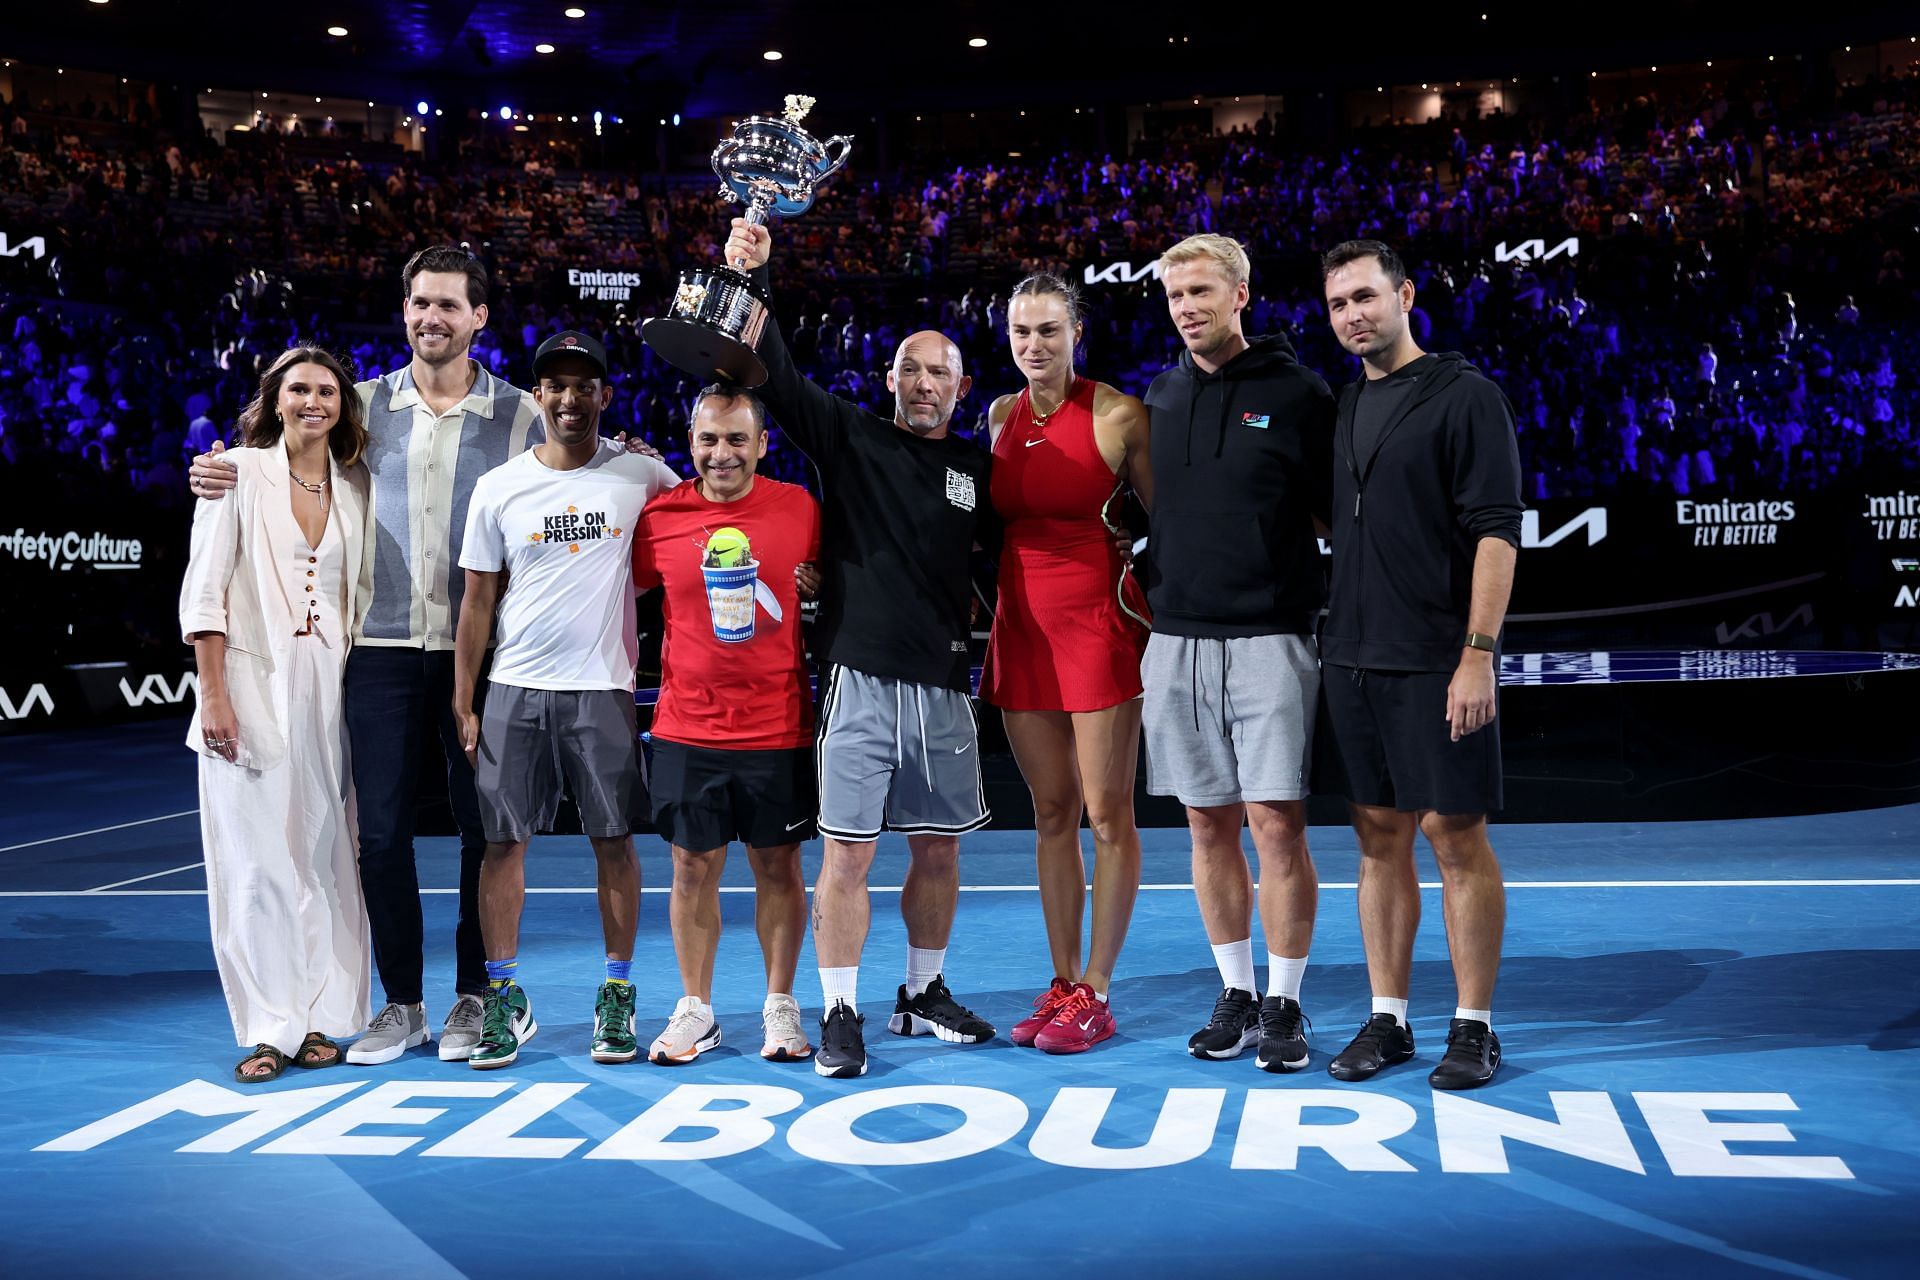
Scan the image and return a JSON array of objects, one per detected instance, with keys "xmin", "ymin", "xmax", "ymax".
[
  {"xmin": 591, "ymin": 981, "xmax": 639, "ymax": 1063},
  {"xmin": 470, "ymin": 982, "xmax": 537, "ymax": 1070}
]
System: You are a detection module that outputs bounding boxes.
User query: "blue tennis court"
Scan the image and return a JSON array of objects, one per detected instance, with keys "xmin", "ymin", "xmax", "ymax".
[{"xmin": 4, "ymin": 719, "xmax": 1917, "ymax": 1278}]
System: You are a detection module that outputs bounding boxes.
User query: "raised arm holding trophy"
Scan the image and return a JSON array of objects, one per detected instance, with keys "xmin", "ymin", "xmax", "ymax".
[{"xmin": 641, "ymin": 94, "xmax": 852, "ymax": 386}]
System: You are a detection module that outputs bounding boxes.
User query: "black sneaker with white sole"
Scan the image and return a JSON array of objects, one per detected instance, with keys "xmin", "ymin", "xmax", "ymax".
[
  {"xmin": 1428, "ymin": 1018, "xmax": 1501, "ymax": 1090},
  {"xmin": 887, "ymin": 975, "xmax": 995, "ymax": 1043},
  {"xmin": 1188, "ymin": 987, "xmax": 1260, "ymax": 1059},
  {"xmin": 815, "ymin": 1001, "xmax": 867, "ymax": 1078},
  {"xmin": 1328, "ymin": 1012, "xmax": 1416, "ymax": 1081},
  {"xmin": 1255, "ymin": 994, "xmax": 1311, "ymax": 1072}
]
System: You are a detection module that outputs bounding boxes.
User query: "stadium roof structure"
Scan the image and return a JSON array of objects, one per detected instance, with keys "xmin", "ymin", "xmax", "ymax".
[{"xmin": 5, "ymin": 1, "xmax": 1915, "ymax": 120}]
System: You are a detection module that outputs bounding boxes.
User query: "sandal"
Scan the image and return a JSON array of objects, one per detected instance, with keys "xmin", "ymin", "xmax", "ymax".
[
  {"xmin": 234, "ymin": 1044, "xmax": 290, "ymax": 1083},
  {"xmin": 294, "ymin": 1031, "xmax": 343, "ymax": 1069}
]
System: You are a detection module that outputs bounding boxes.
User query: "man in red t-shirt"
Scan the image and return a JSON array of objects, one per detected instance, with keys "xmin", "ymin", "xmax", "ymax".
[{"xmin": 631, "ymin": 383, "xmax": 823, "ymax": 1065}]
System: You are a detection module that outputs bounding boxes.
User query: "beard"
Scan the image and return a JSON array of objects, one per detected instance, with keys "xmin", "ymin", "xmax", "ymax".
[
  {"xmin": 410, "ymin": 328, "xmax": 471, "ymax": 366},
  {"xmin": 896, "ymin": 397, "xmax": 950, "ymax": 436}
]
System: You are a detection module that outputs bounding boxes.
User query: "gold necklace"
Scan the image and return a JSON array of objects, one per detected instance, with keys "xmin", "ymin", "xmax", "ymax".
[{"xmin": 1028, "ymin": 377, "xmax": 1074, "ymax": 427}]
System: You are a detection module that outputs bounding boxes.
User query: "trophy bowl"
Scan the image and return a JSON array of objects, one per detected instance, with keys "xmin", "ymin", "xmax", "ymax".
[{"xmin": 641, "ymin": 96, "xmax": 852, "ymax": 388}]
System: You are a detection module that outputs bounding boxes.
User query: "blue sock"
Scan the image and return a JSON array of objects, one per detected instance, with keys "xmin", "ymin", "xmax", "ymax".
[
  {"xmin": 606, "ymin": 958, "xmax": 632, "ymax": 985},
  {"xmin": 486, "ymin": 957, "xmax": 518, "ymax": 989}
]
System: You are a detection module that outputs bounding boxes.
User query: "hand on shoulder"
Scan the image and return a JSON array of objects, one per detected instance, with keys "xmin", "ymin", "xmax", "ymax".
[{"xmin": 189, "ymin": 437, "xmax": 240, "ymax": 499}]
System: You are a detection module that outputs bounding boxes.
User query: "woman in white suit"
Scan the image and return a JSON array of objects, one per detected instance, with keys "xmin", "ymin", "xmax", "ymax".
[{"xmin": 180, "ymin": 346, "xmax": 373, "ymax": 1082}]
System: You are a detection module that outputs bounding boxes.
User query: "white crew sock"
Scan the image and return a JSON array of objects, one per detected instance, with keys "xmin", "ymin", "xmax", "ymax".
[
  {"xmin": 1373, "ymin": 996, "xmax": 1410, "ymax": 1028},
  {"xmin": 1211, "ymin": 939, "xmax": 1256, "ymax": 996},
  {"xmin": 819, "ymin": 966, "xmax": 858, "ymax": 1014},
  {"xmin": 1455, "ymin": 1006, "xmax": 1493, "ymax": 1028},
  {"xmin": 1267, "ymin": 952, "xmax": 1308, "ymax": 1003},
  {"xmin": 906, "ymin": 946, "xmax": 946, "ymax": 997}
]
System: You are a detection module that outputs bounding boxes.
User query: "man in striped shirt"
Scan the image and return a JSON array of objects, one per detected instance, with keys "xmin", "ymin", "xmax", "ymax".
[{"xmin": 191, "ymin": 245, "xmax": 543, "ymax": 1064}]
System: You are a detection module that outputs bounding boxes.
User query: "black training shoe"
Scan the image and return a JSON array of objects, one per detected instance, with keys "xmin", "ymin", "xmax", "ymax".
[
  {"xmin": 1188, "ymin": 987, "xmax": 1260, "ymax": 1059},
  {"xmin": 1328, "ymin": 1012, "xmax": 1416, "ymax": 1081},
  {"xmin": 888, "ymin": 975, "xmax": 996, "ymax": 1043},
  {"xmin": 814, "ymin": 1002, "xmax": 867, "ymax": 1078},
  {"xmin": 1428, "ymin": 1018, "xmax": 1501, "ymax": 1090},
  {"xmin": 1255, "ymin": 995, "xmax": 1311, "ymax": 1073}
]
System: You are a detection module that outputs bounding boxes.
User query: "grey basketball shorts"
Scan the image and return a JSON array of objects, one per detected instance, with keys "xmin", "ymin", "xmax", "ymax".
[
  {"xmin": 1141, "ymin": 632, "xmax": 1320, "ymax": 807},
  {"xmin": 475, "ymin": 683, "xmax": 646, "ymax": 843},
  {"xmin": 815, "ymin": 664, "xmax": 990, "ymax": 842}
]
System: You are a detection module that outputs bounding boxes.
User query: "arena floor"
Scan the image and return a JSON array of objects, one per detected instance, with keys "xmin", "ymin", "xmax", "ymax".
[{"xmin": 3, "ymin": 720, "xmax": 1916, "ymax": 1278}]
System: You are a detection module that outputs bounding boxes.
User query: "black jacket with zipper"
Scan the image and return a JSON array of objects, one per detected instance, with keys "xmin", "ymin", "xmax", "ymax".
[
  {"xmin": 1322, "ymin": 352, "xmax": 1524, "ymax": 673},
  {"xmin": 1142, "ymin": 333, "xmax": 1335, "ymax": 638}
]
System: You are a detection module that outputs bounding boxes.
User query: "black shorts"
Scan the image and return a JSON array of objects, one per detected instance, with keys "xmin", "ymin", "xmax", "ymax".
[
  {"xmin": 649, "ymin": 738, "xmax": 818, "ymax": 850},
  {"xmin": 1317, "ymin": 664, "xmax": 1503, "ymax": 816}
]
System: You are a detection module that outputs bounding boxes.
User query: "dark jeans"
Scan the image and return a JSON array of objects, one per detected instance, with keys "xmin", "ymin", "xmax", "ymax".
[{"xmin": 345, "ymin": 646, "xmax": 490, "ymax": 1004}]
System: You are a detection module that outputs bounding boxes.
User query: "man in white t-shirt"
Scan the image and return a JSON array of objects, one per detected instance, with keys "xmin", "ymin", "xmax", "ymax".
[{"xmin": 452, "ymin": 330, "xmax": 681, "ymax": 1070}]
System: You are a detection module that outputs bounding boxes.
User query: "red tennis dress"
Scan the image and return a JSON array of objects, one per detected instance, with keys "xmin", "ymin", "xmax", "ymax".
[{"xmin": 981, "ymin": 379, "xmax": 1148, "ymax": 712}]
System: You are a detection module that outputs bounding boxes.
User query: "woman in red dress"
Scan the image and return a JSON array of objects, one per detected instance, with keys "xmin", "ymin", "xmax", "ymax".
[{"xmin": 981, "ymin": 272, "xmax": 1153, "ymax": 1054}]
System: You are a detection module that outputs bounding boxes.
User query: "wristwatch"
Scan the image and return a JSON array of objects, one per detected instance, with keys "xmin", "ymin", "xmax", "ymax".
[{"xmin": 1463, "ymin": 631, "xmax": 1498, "ymax": 652}]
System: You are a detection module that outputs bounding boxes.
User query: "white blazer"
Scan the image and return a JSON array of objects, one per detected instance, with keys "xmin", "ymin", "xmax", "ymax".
[{"xmin": 178, "ymin": 439, "xmax": 372, "ymax": 769}]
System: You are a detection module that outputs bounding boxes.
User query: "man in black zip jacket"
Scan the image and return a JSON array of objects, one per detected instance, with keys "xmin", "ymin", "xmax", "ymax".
[
  {"xmin": 1141, "ymin": 233, "xmax": 1334, "ymax": 1073},
  {"xmin": 1318, "ymin": 239, "xmax": 1522, "ymax": 1091},
  {"xmin": 724, "ymin": 218, "xmax": 998, "ymax": 1080}
]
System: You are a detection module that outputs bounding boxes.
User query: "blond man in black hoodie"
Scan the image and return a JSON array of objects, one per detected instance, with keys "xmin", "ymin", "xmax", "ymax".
[{"xmin": 1141, "ymin": 234, "xmax": 1335, "ymax": 1072}]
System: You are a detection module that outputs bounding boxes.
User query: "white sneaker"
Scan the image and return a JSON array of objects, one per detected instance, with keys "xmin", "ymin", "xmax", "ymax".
[
  {"xmin": 345, "ymin": 1002, "xmax": 429, "ymax": 1065},
  {"xmin": 438, "ymin": 994, "xmax": 486, "ymax": 1061},
  {"xmin": 760, "ymin": 993, "xmax": 813, "ymax": 1061},
  {"xmin": 649, "ymin": 995, "xmax": 721, "ymax": 1065}
]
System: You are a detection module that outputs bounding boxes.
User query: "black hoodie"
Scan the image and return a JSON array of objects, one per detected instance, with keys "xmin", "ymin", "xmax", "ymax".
[
  {"xmin": 1321, "ymin": 351, "xmax": 1524, "ymax": 672},
  {"xmin": 1142, "ymin": 333, "xmax": 1335, "ymax": 638}
]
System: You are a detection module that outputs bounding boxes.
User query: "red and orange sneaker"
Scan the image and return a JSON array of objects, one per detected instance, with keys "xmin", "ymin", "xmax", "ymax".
[
  {"xmin": 1034, "ymin": 982, "xmax": 1115, "ymax": 1055},
  {"xmin": 1010, "ymin": 977, "xmax": 1075, "ymax": 1047}
]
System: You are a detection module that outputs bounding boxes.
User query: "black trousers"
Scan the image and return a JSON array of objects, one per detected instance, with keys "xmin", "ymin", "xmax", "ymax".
[{"xmin": 344, "ymin": 646, "xmax": 490, "ymax": 1004}]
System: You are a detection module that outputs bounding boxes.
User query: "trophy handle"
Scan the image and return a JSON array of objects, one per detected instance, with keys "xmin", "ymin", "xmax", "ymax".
[{"xmin": 818, "ymin": 135, "xmax": 853, "ymax": 179}]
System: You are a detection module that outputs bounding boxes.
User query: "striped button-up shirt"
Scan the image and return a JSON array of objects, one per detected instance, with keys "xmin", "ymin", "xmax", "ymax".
[{"xmin": 354, "ymin": 361, "xmax": 544, "ymax": 649}]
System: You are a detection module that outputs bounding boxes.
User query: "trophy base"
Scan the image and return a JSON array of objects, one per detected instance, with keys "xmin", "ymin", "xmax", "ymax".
[
  {"xmin": 641, "ymin": 318, "xmax": 769, "ymax": 388},
  {"xmin": 640, "ymin": 265, "xmax": 771, "ymax": 388}
]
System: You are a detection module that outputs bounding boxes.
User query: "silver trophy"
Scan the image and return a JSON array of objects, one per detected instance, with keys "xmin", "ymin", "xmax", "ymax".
[{"xmin": 641, "ymin": 94, "xmax": 852, "ymax": 387}]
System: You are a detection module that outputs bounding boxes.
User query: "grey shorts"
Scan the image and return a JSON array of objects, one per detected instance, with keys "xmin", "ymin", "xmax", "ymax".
[
  {"xmin": 1141, "ymin": 632, "xmax": 1320, "ymax": 807},
  {"xmin": 475, "ymin": 684, "xmax": 646, "ymax": 843},
  {"xmin": 816, "ymin": 664, "xmax": 990, "ymax": 842}
]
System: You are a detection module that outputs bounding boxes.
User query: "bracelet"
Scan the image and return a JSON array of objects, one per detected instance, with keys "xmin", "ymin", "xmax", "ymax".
[{"xmin": 1464, "ymin": 631, "xmax": 1498, "ymax": 652}]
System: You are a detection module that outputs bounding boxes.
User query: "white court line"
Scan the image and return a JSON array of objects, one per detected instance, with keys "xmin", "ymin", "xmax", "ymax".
[
  {"xmin": 0, "ymin": 809, "xmax": 200, "ymax": 853},
  {"xmin": 84, "ymin": 862, "xmax": 207, "ymax": 893},
  {"xmin": 5, "ymin": 878, "xmax": 1920, "ymax": 899}
]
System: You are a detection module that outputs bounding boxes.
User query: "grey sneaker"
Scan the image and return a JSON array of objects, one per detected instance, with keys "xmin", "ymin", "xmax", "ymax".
[
  {"xmin": 760, "ymin": 993, "xmax": 813, "ymax": 1061},
  {"xmin": 346, "ymin": 1002, "xmax": 429, "ymax": 1065},
  {"xmin": 649, "ymin": 995, "xmax": 721, "ymax": 1065},
  {"xmin": 438, "ymin": 994, "xmax": 486, "ymax": 1062}
]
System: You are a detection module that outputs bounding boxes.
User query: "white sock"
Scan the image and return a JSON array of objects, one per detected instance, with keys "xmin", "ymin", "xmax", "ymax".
[
  {"xmin": 819, "ymin": 966, "xmax": 858, "ymax": 1014},
  {"xmin": 1266, "ymin": 953, "xmax": 1308, "ymax": 1003},
  {"xmin": 1373, "ymin": 996, "xmax": 1410, "ymax": 1028},
  {"xmin": 1456, "ymin": 1006, "xmax": 1493, "ymax": 1028},
  {"xmin": 906, "ymin": 946, "xmax": 946, "ymax": 997},
  {"xmin": 1094, "ymin": 989, "xmax": 1109, "ymax": 1003},
  {"xmin": 1211, "ymin": 939, "xmax": 1256, "ymax": 996}
]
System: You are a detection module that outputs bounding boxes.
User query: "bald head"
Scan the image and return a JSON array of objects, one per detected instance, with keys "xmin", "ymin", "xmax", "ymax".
[{"xmin": 887, "ymin": 328, "xmax": 972, "ymax": 438}]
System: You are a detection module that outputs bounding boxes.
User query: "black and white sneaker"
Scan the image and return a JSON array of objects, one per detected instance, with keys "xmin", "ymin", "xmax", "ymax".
[
  {"xmin": 815, "ymin": 1002, "xmax": 867, "ymax": 1078},
  {"xmin": 1255, "ymin": 995, "xmax": 1311, "ymax": 1072},
  {"xmin": 888, "ymin": 975, "xmax": 995, "ymax": 1043},
  {"xmin": 1188, "ymin": 987, "xmax": 1260, "ymax": 1059},
  {"xmin": 1428, "ymin": 1019, "xmax": 1501, "ymax": 1090},
  {"xmin": 1328, "ymin": 1012, "xmax": 1416, "ymax": 1081}
]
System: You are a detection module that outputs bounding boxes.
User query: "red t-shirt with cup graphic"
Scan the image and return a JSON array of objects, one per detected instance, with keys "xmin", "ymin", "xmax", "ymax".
[{"xmin": 632, "ymin": 476, "xmax": 821, "ymax": 750}]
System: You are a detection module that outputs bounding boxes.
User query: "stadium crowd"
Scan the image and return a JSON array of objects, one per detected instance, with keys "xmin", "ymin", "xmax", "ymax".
[{"xmin": 2, "ymin": 62, "xmax": 1917, "ymax": 505}]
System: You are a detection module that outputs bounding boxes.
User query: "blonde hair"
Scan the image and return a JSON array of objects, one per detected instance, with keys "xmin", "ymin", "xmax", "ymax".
[{"xmin": 1156, "ymin": 234, "xmax": 1251, "ymax": 289}]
